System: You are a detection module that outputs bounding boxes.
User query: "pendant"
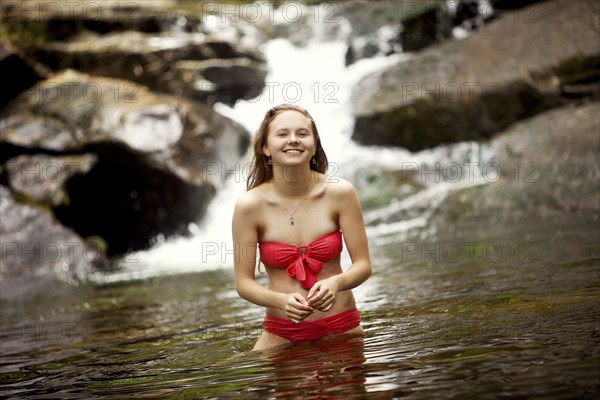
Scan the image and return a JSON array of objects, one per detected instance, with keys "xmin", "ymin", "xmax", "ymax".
[{"xmin": 290, "ymin": 215, "xmax": 294, "ymax": 226}]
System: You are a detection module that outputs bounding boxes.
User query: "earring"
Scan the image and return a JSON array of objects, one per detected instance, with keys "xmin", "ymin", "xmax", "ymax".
[
  {"xmin": 267, "ymin": 156, "xmax": 272, "ymax": 165},
  {"xmin": 311, "ymin": 157, "xmax": 316, "ymax": 165}
]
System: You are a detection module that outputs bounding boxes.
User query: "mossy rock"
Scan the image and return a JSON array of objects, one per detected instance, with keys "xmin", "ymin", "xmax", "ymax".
[{"xmin": 352, "ymin": 168, "xmax": 424, "ymax": 210}]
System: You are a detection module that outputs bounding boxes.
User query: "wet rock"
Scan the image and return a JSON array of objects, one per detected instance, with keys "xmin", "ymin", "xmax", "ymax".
[
  {"xmin": 0, "ymin": 1, "xmax": 202, "ymax": 42},
  {"xmin": 0, "ymin": 113, "xmax": 80, "ymax": 152},
  {"xmin": 340, "ymin": 0, "xmax": 493, "ymax": 66},
  {"xmin": 489, "ymin": 101, "xmax": 600, "ymax": 212},
  {"xmin": 400, "ymin": 4, "xmax": 453, "ymax": 52},
  {"xmin": 0, "ymin": 184, "xmax": 96, "ymax": 282},
  {"xmin": 434, "ymin": 101, "xmax": 600, "ymax": 219},
  {"xmin": 351, "ymin": 167, "xmax": 424, "ymax": 211},
  {"xmin": 51, "ymin": 143, "xmax": 216, "ymax": 256},
  {"xmin": 0, "ymin": 40, "xmax": 48, "ymax": 110},
  {"xmin": 453, "ymin": 0, "xmax": 489, "ymax": 33},
  {"xmin": 345, "ymin": 39, "xmax": 381, "ymax": 67},
  {"xmin": 553, "ymin": 55, "xmax": 600, "ymax": 99},
  {"xmin": 358, "ymin": 141, "xmax": 486, "ymax": 227},
  {"xmin": 31, "ymin": 31, "xmax": 267, "ymax": 104},
  {"xmin": 353, "ymin": 81, "xmax": 565, "ymax": 151},
  {"xmin": 4, "ymin": 153, "xmax": 97, "ymax": 207},
  {"xmin": 364, "ymin": 186, "xmax": 449, "ymax": 227},
  {"xmin": 351, "ymin": 0, "xmax": 600, "ymax": 151},
  {"xmin": 166, "ymin": 57, "xmax": 267, "ymax": 105},
  {"xmin": 337, "ymin": 1, "xmax": 409, "ymax": 66},
  {"xmin": 491, "ymin": 0, "xmax": 548, "ymax": 10},
  {"xmin": 0, "ymin": 70, "xmax": 250, "ymax": 255}
]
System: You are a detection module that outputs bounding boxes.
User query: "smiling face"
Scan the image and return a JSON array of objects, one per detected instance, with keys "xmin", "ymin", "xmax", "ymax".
[
  {"xmin": 247, "ymin": 104, "xmax": 328, "ymax": 190},
  {"xmin": 263, "ymin": 110, "xmax": 316, "ymax": 166}
]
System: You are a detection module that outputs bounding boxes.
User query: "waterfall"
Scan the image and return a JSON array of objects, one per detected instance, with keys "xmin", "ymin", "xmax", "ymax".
[{"xmin": 95, "ymin": 5, "xmax": 491, "ymax": 283}]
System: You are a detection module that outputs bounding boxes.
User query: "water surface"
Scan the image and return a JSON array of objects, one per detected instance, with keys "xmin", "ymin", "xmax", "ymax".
[{"xmin": 1, "ymin": 211, "xmax": 599, "ymax": 399}]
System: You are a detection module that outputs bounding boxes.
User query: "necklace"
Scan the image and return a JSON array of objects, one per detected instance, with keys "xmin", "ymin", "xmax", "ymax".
[{"xmin": 272, "ymin": 180, "xmax": 312, "ymax": 226}]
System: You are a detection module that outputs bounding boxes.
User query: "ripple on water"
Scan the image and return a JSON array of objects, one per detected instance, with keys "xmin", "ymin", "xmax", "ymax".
[{"xmin": 1, "ymin": 213, "xmax": 599, "ymax": 398}]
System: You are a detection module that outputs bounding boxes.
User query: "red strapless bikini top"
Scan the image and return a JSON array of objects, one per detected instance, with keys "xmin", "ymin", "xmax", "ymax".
[{"xmin": 259, "ymin": 230, "xmax": 343, "ymax": 289}]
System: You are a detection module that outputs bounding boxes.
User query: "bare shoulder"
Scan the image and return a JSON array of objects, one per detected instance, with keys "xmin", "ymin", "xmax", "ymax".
[
  {"xmin": 233, "ymin": 185, "xmax": 267, "ymax": 219},
  {"xmin": 324, "ymin": 176, "xmax": 356, "ymax": 198}
]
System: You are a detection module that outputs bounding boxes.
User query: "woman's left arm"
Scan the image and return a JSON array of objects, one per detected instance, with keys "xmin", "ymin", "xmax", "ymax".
[
  {"xmin": 331, "ymin": 179, "xmax": 372, "ymax": 291},
  {"xmin": 307, "ymin": 179, "xmax": 371, "ymax": 309}
]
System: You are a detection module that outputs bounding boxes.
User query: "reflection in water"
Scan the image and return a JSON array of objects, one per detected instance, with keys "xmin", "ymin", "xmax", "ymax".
[{"xmin": 253, "ymin": 334, "xmax": 368, "ymax": 399}]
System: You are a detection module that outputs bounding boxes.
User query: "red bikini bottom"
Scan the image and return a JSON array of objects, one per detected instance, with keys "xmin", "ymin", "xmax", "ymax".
[{"xmin": 263, "ymin": 307, "xmax": 361, "ymax": 343}]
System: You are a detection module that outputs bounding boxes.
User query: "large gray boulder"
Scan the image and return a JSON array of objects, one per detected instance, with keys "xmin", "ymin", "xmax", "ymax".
[
  {"xmin": 4, "ymin": 153, "xmax": 97, "ymax": 207},
  {"xmin": 0, "ymin": 70, "xmax": 250, "ymax": 256},
  {"xmin": 363, "ymin": 101, "xmax": 600, "ymax": 228},
  {"xmin": 351, "ymin": 0, "xmax": 600, "ymax": 151},
  {"xmin": 0, "ymin": 185, "xmax": 95, "ymax": 282},
  {"xmin": 436, "ymin": 101, "xmax": 600, "ymax": 221},
  {"xmin": 31, "ymin": 31, "xmax": 267, "ymax": 105}
]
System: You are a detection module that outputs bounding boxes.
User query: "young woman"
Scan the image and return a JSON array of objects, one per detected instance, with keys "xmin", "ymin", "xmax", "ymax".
[{"xmin": 232, "ymin": 104, "xmax": 371, "ymax": 351}]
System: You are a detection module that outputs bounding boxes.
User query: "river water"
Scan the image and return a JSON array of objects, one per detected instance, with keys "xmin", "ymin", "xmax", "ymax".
[{"xmin": 1, "ymin": 211, "xmax": 598, "ymax": 398}]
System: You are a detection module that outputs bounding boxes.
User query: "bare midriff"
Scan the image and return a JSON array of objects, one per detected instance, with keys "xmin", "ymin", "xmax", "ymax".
[{"xmin": 265, "ymin": 255, "xmax": 357, "ymax": 321}]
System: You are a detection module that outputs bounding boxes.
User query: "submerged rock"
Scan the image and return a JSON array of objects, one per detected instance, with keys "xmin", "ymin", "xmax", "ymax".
[
  {"xmin": 0, "ymin": 70, "xmax": 250, "ymax": 256},
  {"xmin": 351, "ymin": 0, "xmax": 600, "ymax": 151}
]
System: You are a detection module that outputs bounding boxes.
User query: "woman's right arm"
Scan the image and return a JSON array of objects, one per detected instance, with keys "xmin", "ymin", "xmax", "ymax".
[
  {"xmin": 232, "ymin": 193, "xmax": 286, "ymax": 309},
  {"xmin": 232, "ymin": 193, "xmax": 314, "ymax": 322}
]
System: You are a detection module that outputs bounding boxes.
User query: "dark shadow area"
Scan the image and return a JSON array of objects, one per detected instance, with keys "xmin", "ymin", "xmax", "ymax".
[{"xmin": 52, "ymin": 142, "xmax": 215, "ymax": 256}]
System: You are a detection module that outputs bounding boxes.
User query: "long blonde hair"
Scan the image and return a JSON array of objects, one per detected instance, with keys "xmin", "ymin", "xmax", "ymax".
[{"xmin": 246, "ymin": 104, "xmax": 328, "ymax": 191}]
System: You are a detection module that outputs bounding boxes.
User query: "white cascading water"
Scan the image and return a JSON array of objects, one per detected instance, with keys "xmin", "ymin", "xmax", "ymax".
[{"xmin": 94, "ymin": 3, "xmax": 491, "ymax": 282}]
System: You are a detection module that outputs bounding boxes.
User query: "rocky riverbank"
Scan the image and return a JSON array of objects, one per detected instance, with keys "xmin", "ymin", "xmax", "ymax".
[
  {"xmin": 351, "ymin": 0, "xmax": 599, "ymax": 151},
  {"xmin": 348, "ymin": 0, "xmax": 599, "ymax": 239},
  {"xmin": 1, "ymin": 0, "xmax": 598, "ymax": 287},
  {"xmin": 0, "ymin": 1, "xmax": 262, "ymax": 282}
]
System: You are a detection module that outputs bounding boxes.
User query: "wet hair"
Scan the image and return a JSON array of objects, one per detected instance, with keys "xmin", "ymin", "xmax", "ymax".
[{"xmin": 246, "ymin": 104, "xmax": 328, "ymax": 191}]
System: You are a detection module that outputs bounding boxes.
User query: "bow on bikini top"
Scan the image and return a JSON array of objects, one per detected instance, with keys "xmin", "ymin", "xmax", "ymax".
[{"xmin": 259, "ymin": 230, "xmax": 343, "ymax": 290}]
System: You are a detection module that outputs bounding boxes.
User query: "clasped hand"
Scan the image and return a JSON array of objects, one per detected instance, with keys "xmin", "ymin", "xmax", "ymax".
[{"xmin": 282, "ymin": 277, "xmax": 340, "ymax": 323}]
